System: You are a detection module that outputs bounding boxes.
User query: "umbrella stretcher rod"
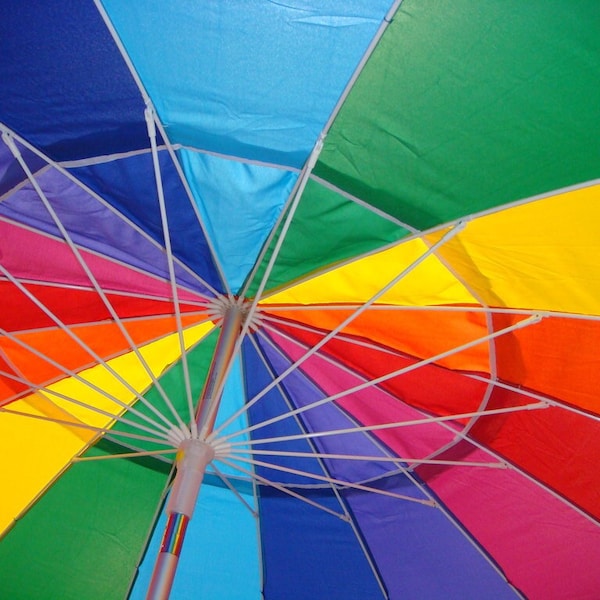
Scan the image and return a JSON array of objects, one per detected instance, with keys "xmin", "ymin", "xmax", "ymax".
[{"xmin": 147, "ymin": 305, "xmax": 244, "ymax": 600}]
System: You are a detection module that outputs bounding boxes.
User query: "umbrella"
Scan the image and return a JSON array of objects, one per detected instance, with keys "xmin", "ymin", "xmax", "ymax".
[{"xmin": 1, "ymin": 1, "xmax": 599, "ymax": 598}]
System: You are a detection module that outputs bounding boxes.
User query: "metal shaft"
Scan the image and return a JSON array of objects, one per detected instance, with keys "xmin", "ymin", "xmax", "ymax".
[{"xmin": 146, "ymin": 306, "xmax": 244, "ymax": 600}]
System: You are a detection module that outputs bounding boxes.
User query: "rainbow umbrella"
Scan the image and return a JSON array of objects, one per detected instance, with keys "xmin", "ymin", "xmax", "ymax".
[{"xmin": 1, "ymin": 1, "xmax": 599, "ymax": 599}]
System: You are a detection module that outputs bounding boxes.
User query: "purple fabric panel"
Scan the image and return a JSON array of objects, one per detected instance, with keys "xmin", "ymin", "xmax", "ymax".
[
  {"xmin": 261, "ymin": 330, "xmax": 520, "ymax": 597},
  {"xmin": 343, "ymin": 476, "xmax": 520, "ymax": 600},
  {"xmin": 417, "ymin": 440, "xmax": 600, "ymax": 599},
  {"xmin": 0, "ymin": 166, "xmax": 208, "ymax": 298},
  {"xmin": 259, "ymin": 331, "xmax": 422, "ymax": 491},
  {"xmin": 267, "ymin": 328, "xmax": 457, "ymax": 459}
]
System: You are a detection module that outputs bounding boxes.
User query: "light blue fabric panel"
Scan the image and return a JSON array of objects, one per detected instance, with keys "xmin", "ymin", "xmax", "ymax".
[
  {"xmin": 101, "ymin": 0, "xmax": 394, "ymax": 167},
  {"xmin": 210, "ymin": 354, "xmax": 254, "ymax": 478},
  {"xmin": 129, "ymin": 356, "xmax": 260, "ymax": 599},
  {"xmin": 179, "ymin": 149, "xmax": 297, "ymax": 292},
  {"xmin": 129, "ymin": 484, "xmax": 260, "ymax": 600}
]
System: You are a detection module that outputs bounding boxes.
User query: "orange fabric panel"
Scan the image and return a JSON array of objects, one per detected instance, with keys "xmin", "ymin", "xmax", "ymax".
[
  {"xmin": 263, "ymin": 306, "xmax": 491, "ymax": 373},
  {"xmin": 492, "ymin": 314, "xmax": 600, "ymax": 415},
  {"xmin": 0, "ymin": 314, "xmax": 204, "ymax": 403}
]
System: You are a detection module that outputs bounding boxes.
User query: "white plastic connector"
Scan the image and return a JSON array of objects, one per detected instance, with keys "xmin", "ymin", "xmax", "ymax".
[{"xmin": 166, "ymin": 439, "xmax": 215, "ymax": 518}]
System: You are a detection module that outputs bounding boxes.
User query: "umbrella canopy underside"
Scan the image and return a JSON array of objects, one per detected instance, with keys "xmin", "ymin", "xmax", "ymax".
[{"xmin": 1, "ymin": 1, "xmax": 599, "ymax": 599}]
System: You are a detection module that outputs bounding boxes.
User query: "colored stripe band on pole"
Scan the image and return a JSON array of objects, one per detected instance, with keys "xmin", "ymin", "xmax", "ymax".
[{"xmin": 159, "ymin": 512, "xmax": 189, "ymax": 557}]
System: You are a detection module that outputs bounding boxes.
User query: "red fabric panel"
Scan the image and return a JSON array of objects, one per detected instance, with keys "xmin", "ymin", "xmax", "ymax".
[
  {"xmin": 469, "ymin": 386, "xmax": 600, "ymax": 520},
  {"xmin": 0, "ymin": 281, "xmax": 206, "ymax": 331}
]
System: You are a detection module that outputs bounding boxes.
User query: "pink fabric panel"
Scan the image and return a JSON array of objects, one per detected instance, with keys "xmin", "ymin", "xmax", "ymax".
[
  {"xmin": 1, "ymin": 220, "xmax": 203, "ymax": 302},
  {"xmin": 268, "ymin": 328, "xmax": 456, "ymax": 459}
]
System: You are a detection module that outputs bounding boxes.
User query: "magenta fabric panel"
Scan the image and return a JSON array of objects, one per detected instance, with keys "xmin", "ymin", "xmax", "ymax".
[
  {"xmin": 268, "ymin": 329, "xmax": 456, "ymax": 457},
  {"xmin": 417, "ymin": 440, "xmax": 600, "ymax": 599},
  {"xmin": 0, "ymin": 220, "xmax": 203, "ymax": 302}
]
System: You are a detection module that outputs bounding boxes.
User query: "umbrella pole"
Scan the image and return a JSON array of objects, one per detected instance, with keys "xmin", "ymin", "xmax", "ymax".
[{"xmin": 146, "ymin": 305, "xmax": 244, "ymax": 600}]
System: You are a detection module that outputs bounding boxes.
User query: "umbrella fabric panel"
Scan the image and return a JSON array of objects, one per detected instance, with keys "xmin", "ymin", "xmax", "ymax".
[
  {"xmin": 431, "ymin": 185, "xmax": 600, "ymax": 316},
  {"xmin": 0, "ymin": 1, "xmax": 150, "ymax": 161},
  {"xmin": 313, "ymin": 0, "xmax": 600, "ymax": 229},
  {"xmin": 130, "ymin": 483, "xmax": 261, "ymax": 600},
  {"xmin": 492, "ymin": 314, "xmax": 600, "ymax": 414},
  {"xmin": 0, "ymin": 442, "xmax": 170, "ymax": 600},
  {"xmin": 247, "ymin": 179, "xmax": 410, "ymax": 296},
  {"xmin": 418, "ymin": 442, "xmax": 600, "ymax": 600},
  {"xmin": 179, "ymin": 149, "xmax": 298, "ymax": 292},
  {"xmin": 101, "ymin": 0, "xmax": 395, "ymax": 168},
  {"xmin": 0, "ymin": 146, "xmax": 209, "ymax": 296},
  {"xmin": 70, "ymin": 150, "xmax": 223, "ymax": 295},
  {"xmin": 258, "ymin": 488, "xmax": 384, "ymax": 600},
  {"xmin": 261, "ymin": 236, "xmax": 479, "ymax": 307}
]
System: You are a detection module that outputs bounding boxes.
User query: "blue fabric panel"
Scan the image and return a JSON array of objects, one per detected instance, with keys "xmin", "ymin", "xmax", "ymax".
[
  {"xmin": 209, "ymin": 355, "xmax": 254, "ymax": 479},
  {"xmin": 241, "ymin": 336, "xmax": 326, "ymax": 485},
  {"xmin": 0, "ymin": 1, "xmax": 149, "ymax": 161},
  {"xmin": 129, "ymin": 484, "xmax": 260, "ymax": 600},
  {"xmin": 344, "ymin": 475, "xmax": 520, "ymax": 600},
  {"xmin": 179, "ymin": 149, "xmax": 297, "ymax": 293},
  {"xmin": 0, "ymin": 138, "xmax": 46, "ymax": 198},
  {"xmin": 102, "ymin": 0, "xmax": 394, "ymax": 168},
  {"xmin": 70, "ymin": 150, "xmax": 223, "ymax": 295},
  {"xmin": 259, "ymin": 488, "xmax": 382, "ymax": 600}
]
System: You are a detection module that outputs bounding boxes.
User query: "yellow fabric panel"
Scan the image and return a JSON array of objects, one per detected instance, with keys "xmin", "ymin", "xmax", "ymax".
[
  {"xmin": 0, "ymin": 322, "xmax": 212, "ymax": 535},
  {"xmin": 263, "ymin": 237, "xmax": 478, "ymax": 307},
  {"xmin": 430, "ymin": 184, "xmax": 600, "ymax": 315}
]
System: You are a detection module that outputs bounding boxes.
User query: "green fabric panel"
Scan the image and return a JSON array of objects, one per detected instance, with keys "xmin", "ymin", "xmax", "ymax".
[
  {"xmin": 246, "ymin": 178, "xmax": 409, "ymax": 296},
  {"xmin": 0, "ymin": 444, "xmax": 169, "ymax": 600},
  {"xmin": 0, "ymin": 336, "xmax": 220, "ymax": 600},
  {"xmin": 314, "ymin": 0, "xmax": 600, "ymax": 229},
  {"xmin": 110, "ymin": 329, "xmax": 219, "ymax": 454}
]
